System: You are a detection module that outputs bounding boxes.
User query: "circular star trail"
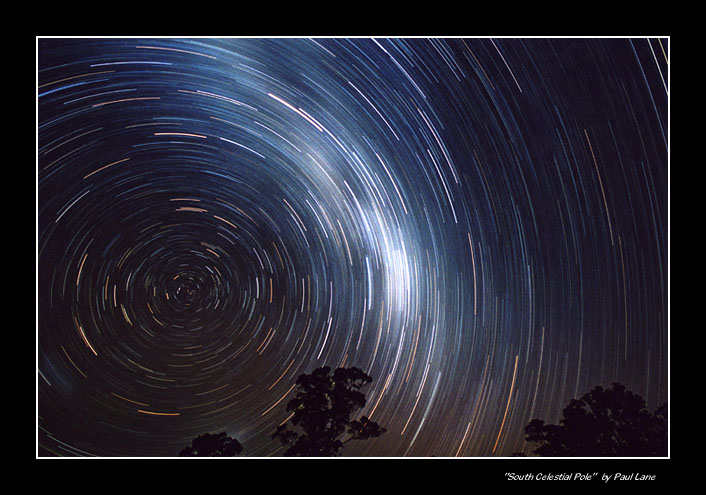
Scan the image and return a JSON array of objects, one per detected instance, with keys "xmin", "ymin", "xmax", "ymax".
[{"xmin": 37, "ymin": 37, "xmax": 668, "ymax": 457}]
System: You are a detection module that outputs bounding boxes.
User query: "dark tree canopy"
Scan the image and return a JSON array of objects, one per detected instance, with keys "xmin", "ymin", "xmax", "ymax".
[
  {"xmin": 524, "ymin": 383, "xmax": 667, "ymax": 457},
  {"xmin": 272, "ymin": 366, "xmax": 386, "ymax": 456},
  {"xmin": 179, "ymin": 432, "xmax": 243, "ymax": 457}
]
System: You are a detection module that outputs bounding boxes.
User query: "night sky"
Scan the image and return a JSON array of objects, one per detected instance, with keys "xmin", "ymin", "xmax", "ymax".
[{"xmin": 37, "ymin": 37, "xmax": 668, "ymax": 458}]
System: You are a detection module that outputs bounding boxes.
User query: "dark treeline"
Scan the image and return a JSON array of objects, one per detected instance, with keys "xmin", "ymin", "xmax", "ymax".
[
  {"xmin": 179, "ymin": 366, "xmax": 385, "ymax": 457},
  {"xmin": 518, "ymin": 382, "xmax": 667, "ymax": 457},
  {"xmin": 179, "ymin": 368, "xmax": 667, "ymax": 457}
]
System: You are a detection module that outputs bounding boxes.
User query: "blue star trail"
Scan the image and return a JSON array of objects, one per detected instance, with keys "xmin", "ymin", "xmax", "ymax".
[{"xmin": 37, "ymin": 37, "xmax": 668, "ymax": 457}]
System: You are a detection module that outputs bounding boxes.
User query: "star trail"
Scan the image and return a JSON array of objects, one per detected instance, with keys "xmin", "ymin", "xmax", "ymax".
[{"xmin": 37, "ymin": 37, "xmax": 668, "ymax": 457}]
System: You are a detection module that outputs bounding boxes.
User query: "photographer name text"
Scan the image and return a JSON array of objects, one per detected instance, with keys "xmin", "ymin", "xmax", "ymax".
[{"xmin": 505, "ymin": 472, "xmax": 656, "ymax": 482}]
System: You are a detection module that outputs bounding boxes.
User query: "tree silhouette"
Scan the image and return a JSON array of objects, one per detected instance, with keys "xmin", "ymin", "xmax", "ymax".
[
  {"xmin": 523, "ymin": 383, "xmax": 667, "ymax": 456},
  {"xmin": 272, "ymin": 366, "xmax": 386, "ymax": 456},
  {"xmin": 179, "ymin": 432, "xmax": 243, "ymax": 457}
]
